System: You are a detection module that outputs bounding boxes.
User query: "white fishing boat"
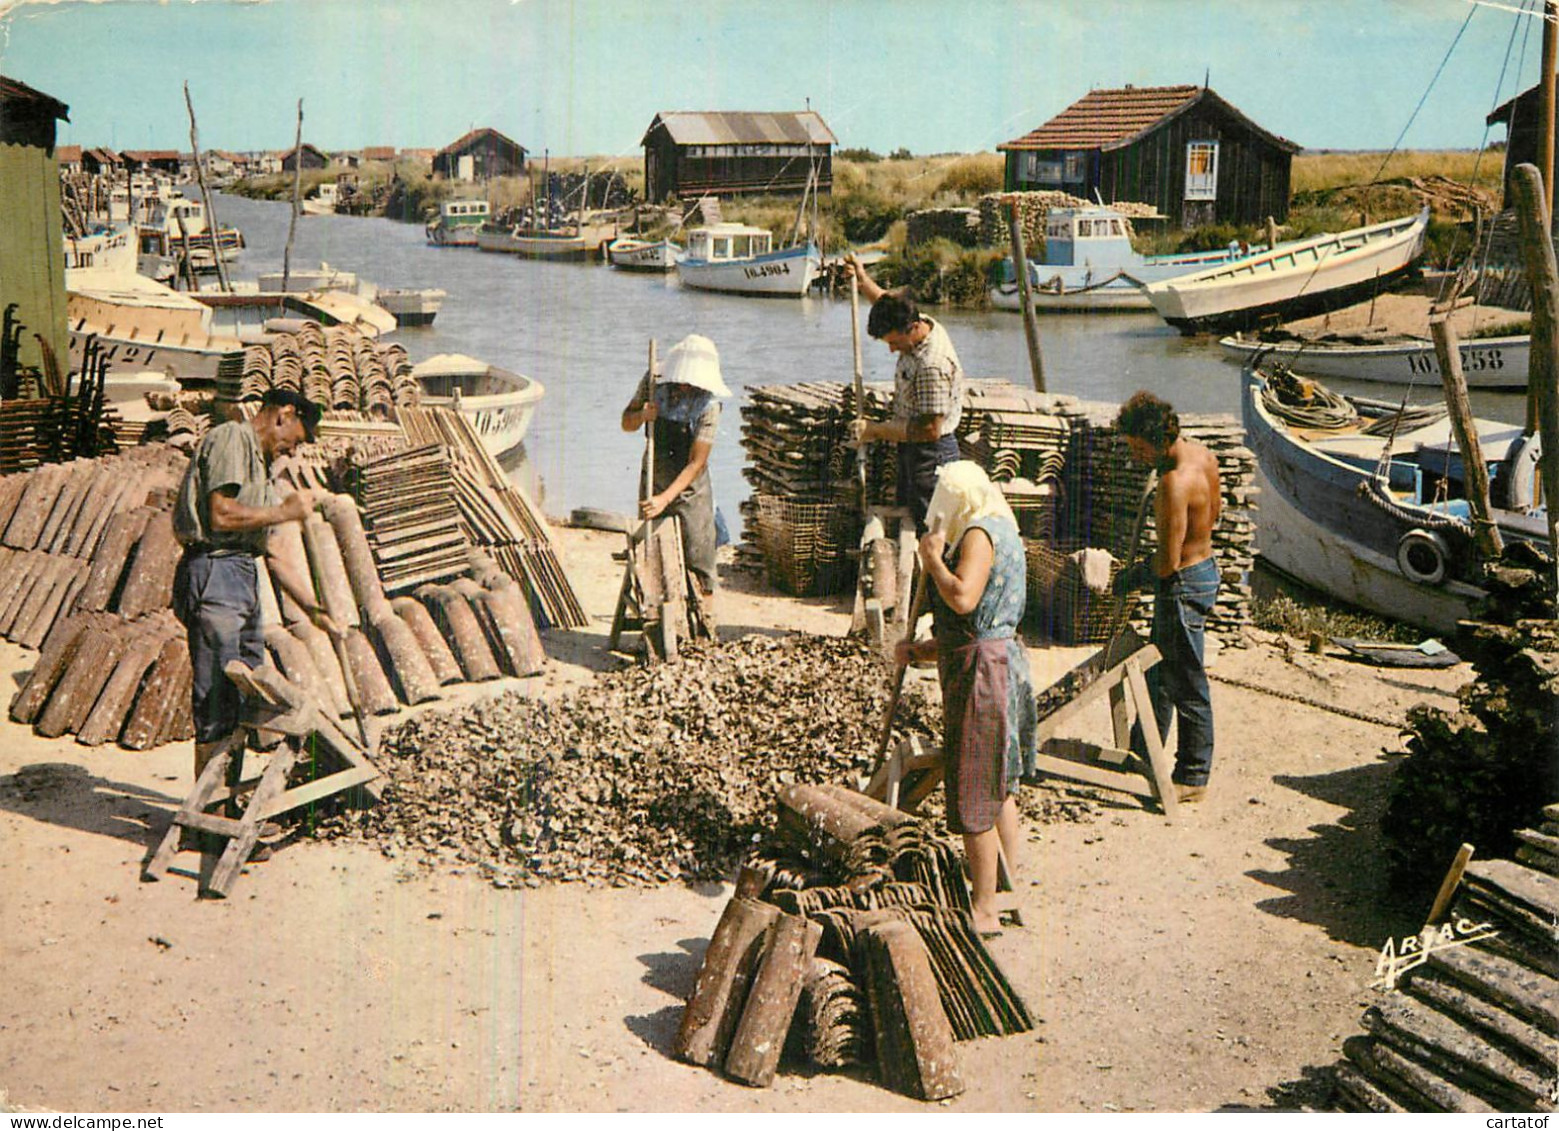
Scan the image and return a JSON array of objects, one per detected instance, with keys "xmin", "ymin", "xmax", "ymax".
[
  {"xmin": 64, "ymin": 223, "xmax": 138, "ymax": 274},
  {"xmin": 411, "ymin": 353, "xmax": 545, "ymax": 461},
  {"xmin": 989, "ymin": 207, "xmax": 1251, "ymax": 313},
  {"xmin": 301, "ymin": 182, "xmax": 339, "ymax": 216},
  {"xmin": 607, "ymin": 235, "xmax": 681, "ymax": 272},
  {"xmin": 65, "ymin": 270, "xmax": 242, "ymax": 382},
  {"xmin": 377, "ymin": 288, "xmax": 446, "ymax": 327},
  {"xmin": 676, "ymin": 223, "xmax": 819, "ymax": 297},
  {"xmin": 1242, "ymin": 365, "xmax": 1544, "ymax": 633},
  {"xmin": 1146, "ymin": 208, "xmax": 1430, "ymax": 334},
  {"xmin": 425, "ymin": 199, "xmax": 490, "ymax": 247},
  {"xmin": 1219, "ymin": 331, "xmax": 1529, "ymax": 390},
  {"xmin": 138, "ymin": 193, "xmax": 245, "ymax": 273}
]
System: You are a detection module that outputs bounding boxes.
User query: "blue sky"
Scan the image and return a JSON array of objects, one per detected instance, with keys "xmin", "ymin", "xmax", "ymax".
[{"xmin": 0, "ymin": 0, "xmax": 1548, "ymax": 158}]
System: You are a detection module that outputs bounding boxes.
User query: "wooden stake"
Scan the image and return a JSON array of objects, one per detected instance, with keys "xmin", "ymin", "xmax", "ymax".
[
  {"xmin": 1510, "ymin": 163, "xmax": 1559, "ymax": 584},
  {"xmin": 850, "ymin": 273, "xmax": 867, "ymax": 508},
  {"xmin": 1004, "ymin": 196, "xmax": 1046, "ymax": 393},
  {"xmin": 1430, "ymin": 320, "xmax": 1504, "ymax": 560},
  {"xmin": 183, "ymin": 81, "xmax": 230, "ymax": 293},
  {"xmin": 283, "ymin": 99, "xmax": 304, "ymax": 292}
]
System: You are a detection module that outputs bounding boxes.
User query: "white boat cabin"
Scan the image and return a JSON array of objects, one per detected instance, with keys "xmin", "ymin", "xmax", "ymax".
[
  {"xmin": 440, "ymin": 199, "xmax": 490, "ymax": 223},
  {"xmin": 686, "ymin": 223, "xmax": 773, "ymax": 262},
  {"xmin": 1043, "ymin": 208, "xmax": 1137, "ymax": 267}
]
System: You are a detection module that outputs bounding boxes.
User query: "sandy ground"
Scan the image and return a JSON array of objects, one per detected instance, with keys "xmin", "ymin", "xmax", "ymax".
[
  {"xmin": 1284, "ymin": 292, "xmax": 1528, "ymax": 340},
  {"xmin": 0, "ymin": 525, "xmax": 1475, "ymax": 1113}
]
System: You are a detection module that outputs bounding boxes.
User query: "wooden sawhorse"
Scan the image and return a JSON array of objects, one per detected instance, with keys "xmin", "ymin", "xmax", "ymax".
[
  {"xmin": 1028, "ymin": 630, "xmax": 1179, "ymax": 820},
  {"xmin": 143, "ymin": 660, "xmax": 382, "ymax": 898}
]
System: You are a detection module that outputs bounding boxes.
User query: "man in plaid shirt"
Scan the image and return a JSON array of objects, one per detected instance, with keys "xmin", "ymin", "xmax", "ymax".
[{"xmin": 846, "ymin": 254, "xmax": 965, "ymax": 532}]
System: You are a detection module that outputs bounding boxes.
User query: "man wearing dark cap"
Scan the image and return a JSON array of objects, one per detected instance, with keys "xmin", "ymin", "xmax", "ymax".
[
  {"xmin": 172, "ymin": 389, "xmax": 337, "ymax": 786},
  {"xmin": 845, "ymin": 254, "xmax": 965, "ymax": 532}
]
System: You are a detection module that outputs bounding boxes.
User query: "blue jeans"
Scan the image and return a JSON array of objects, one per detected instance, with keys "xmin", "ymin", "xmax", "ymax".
[
  {"xmin": 172, "ymin": 551, "xmax": 264, "ymax": 744},
  {"xmin": 1132, "ymin": 557, "xmax": 1220, "ymax": 786}
]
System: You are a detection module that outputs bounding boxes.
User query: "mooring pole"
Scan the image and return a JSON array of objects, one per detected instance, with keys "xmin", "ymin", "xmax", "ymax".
[
  {"xmin": 1004, "ymin": 195, "xmax": 1046, "ymax": 393},
  {"xmin": 1511, "ymin": 162, "xmax": 1559, "ymax": 588},
  {"xmin": 283, "ymin": 99, "xmax": 304, "ymax": 293},
  {"xmin": 183, "ymin": 81, "xmax": 230, "ymax": 293},
  {"xmin": 1430, "ymin": 319, "xmax": 1503, "ymax": 560}
]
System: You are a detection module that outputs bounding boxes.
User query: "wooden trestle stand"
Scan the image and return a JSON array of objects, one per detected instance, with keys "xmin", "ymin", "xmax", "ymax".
[
  {"xmin": 142, "ymin": 660, "xmax": 382, "ymax": 898},
  {"xmin": 609, "ymin": 514, "xmax": 713, "ymax": 662}
]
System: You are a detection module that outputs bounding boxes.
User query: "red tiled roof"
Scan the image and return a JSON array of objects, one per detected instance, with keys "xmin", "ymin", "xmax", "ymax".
[
  {"xmin": 57, "ymin": 145, "xmax": 81, "ymax": 163},
  {"xmin": 361, "ymin": 146, "xmax": 397, "ymax": 161},
  {"xmin": 999, "ymin": 84, "xmax": 1298, "ymax": 154},
  {"xmin": 121, "ymin": 149, "xmax": 182, "ymax": 162}
]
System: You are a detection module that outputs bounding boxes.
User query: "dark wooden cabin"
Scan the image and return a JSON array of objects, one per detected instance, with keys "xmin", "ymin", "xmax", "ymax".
[
  {"xmin": 432, "ymin": 128, "xmax": 526, "ymax": 181},
  {"xmin": 120, "ymin": 149, "xmax": 182, "ymax": 176},
  {"xmin": 0, "ymin": 74, "xmax": 70, "ymax": 389},
  {"xmin": 81, "ymin": 147, "xmax": 122, "ymax": 175},
  {"xmin": 640, "ymin": 111, "xmax": 835, "ymax": 204},
  {"xmin": 280, "ymin": 143, "xmax": 329, "ymax": 172},
  {"xmin": 998, "ymin": 84, "xmax": 1299, "ymax": 229},
  {"xmin": 1486, "ymin": 83, "xmax": 1559, "ymax": 209}
]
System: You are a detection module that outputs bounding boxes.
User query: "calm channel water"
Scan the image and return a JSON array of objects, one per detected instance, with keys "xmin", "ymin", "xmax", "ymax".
[{"xmin": 211, "ymin": 192, "xmax": 1526, "ymax": 537}]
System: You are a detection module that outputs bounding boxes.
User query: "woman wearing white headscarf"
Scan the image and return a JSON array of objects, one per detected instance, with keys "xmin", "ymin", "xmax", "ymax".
[
  {"xmin": 621, "ymin": 333, "xmax": 729, "ymax": 598},
  {"xmin": 895, "ymin": 461, "xmax": 1036, "ymax": 936}
]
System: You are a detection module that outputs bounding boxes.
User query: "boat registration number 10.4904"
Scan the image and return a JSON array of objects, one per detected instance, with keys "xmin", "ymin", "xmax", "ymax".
[
  {"xmin": 743, "ymin": 262, "xmax": 791, "ymax": 280},
  {"xmin": 1405, "ymin": 347, "xmax": 1505, "ymax": 375}
]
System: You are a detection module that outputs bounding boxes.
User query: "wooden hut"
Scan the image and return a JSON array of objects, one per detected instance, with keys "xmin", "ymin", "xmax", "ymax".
[
  {"xmin": 56, "ymin": 145, "xmax": 82, "ymax": 175},
  {"xmin": 640, "ymin": 111, "xmax": 835, "ymax": 204},
  {"xmin": 120, "ymin": 149, "xmax": 182, "ymax": 176},
  {"xmin": 280, "ymin": 143, "xmax": 329, "ymax": 173},
  {"xmin": 0, "ymin": 74, "xmax": 70, "ymax": 390},
  {"xmin": 432, "ymin": 128, "xmax": 526, "ymax": 181},
  {"xmin": 1486, "ymin": 82, "xmax": 1559, "ymax": 209},
  {"xmin": 998, "ymin": 84, "xmax": 1299, "ymax": 229},
  {"xmin": 81, "ymin": 147, "xmax": 121, "ymax": 176}
]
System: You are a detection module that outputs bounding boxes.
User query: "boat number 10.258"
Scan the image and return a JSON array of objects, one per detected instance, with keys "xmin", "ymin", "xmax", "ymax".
[
  {"xmin": 1405, "ymin": 348, "xmax": 1504, "ymax": 375},
  {"xmin": 743, "ymin": 262, "xmax": 791, "ymax": 280}
]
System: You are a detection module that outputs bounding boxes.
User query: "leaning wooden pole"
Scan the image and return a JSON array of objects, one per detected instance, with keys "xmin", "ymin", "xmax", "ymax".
[
  {"xmin": 1004, "ymin": 196, "xmax": 1046, "ymax": 393},
  {"xmin": 1542, "ymin": 1, "xmax": 1557, "ymax": 220},
  {"xmin": 183, "ymin": 81, "xmax": 230, "ymax": 293},
  {"xmin": 283, "ymin": 99, "xmax": 304, "ymax": 293},
  {"xmin": 1511, "ymin": 162, "xmax": 1559, "ymax": 586},
  {"xmin": 1430, "ymin": 319, "xmax": 1504, "ymax": 561}
]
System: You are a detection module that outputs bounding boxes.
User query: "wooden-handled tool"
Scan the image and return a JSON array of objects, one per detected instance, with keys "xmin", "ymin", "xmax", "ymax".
[
  {"xmin": 868, "ymin": 523, "xmax": 938, "ymax": 771},
  {"xmin": 850, "ymin": 272, "xmax": 867, "ymax": 507}
]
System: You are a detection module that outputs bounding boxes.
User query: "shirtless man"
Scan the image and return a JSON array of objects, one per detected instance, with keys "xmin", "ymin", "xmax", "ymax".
[{"xmin": 1113, "ymin": 391, "xmax": 1223, "ymax": 803}]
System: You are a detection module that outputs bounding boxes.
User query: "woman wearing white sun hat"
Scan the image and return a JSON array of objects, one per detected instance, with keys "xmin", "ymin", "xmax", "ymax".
[{"xmin": 620, "ymin": 333, "xmax": 729, "ymax": 600}]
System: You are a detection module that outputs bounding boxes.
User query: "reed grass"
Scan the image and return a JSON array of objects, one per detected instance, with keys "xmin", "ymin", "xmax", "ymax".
[{"xmin": 1292, "ymin": 149, "xmax": 1504, "ymax": 195}]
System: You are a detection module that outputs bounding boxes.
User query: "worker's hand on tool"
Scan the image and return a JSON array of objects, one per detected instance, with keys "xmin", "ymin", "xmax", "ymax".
[
  {"xmin": 639, "ymin": 492, "xmax": 669, "ymax": 520},
  {"xmin": 917, "ymin": 528, "xmax": 946, "ymax": 572},
  {"xmin": 278, "ymin": 489, "xmax": 315, "ymax": 524},
  {"xmin": 845, "ymin": 252, "xmax": 867, "ymax": 282},
  {"xmin": 637, "ymin": 401, "xmax": 658, "ymax": 424},
  {"xmin": 1112, "ymin": 560, "xmax": 1155, "ymax": 596}
]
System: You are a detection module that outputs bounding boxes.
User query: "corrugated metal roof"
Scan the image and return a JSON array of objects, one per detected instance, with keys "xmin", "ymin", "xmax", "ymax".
[
  {"xmin": 999, "ymin": 84, "xmax": 1298, "ymax": 154},
  {"xmin": 0, "ymin": 74, "xmax": 69, "ymax": 121},
  {"xmin": 642, "ymin": 111, "xmax": 837, "ymax": 148}
]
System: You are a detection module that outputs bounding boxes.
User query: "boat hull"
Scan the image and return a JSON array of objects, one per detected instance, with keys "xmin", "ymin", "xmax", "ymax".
[
  {"xmin": 608, "ymin": 238, "xmax": 680, "ymax": 271},
  {"xmin": 412, "ymin": 359, "xmax": 545, "ymax": 462},
  {"xmin": 677, "ymin": 244, "xmax": 819, "ymax": 297},
  {"xmin": 427, "ymin": 226, "xmax": 481, "ymax": 248},
  {"xmin": 989, "ymin": 282, "xmax": 1152, "ymax": 312},
  {"xmin": 1220, "ymin": 334, "xmax": 1529, "ymax": 390},
  {"xmin": 378, "ymin": 288, "xmax": 446, "ymax": 327},
  {"xmin": 1240, "ymin": 368, "xmax": 1502, "ymax": 633},
  {"xmin": 1148, "ymin": 210, "xmax": 1429, "ymax": 335}
]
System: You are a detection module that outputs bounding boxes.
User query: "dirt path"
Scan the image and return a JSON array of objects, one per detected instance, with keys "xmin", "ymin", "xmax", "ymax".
[{"xmin": 0, "ymin": 527, "xmax": 1471, "ymax": 1112}]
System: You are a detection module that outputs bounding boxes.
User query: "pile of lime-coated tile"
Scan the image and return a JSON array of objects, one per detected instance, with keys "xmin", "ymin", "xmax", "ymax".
[
  {"xmin": 3, "ymin": 446, "xmax": 545, "ymax": 749},
  {"xmin": 0, "ymin": 396, "xmax": 117, "ymax": 474},
  {"xmin": 348, "ymin": 444, "xmax": 471, "ymax": 596},
  {"xmin": 398, "ymin": 406, "xmax": 585, "ymax": 629},
  {"xmin": 1325, "ymin": 844, "xmax": 1558, "ymax": 1113},
  {"xmin": 675, "ymin": 782, "xmax": 1031, "ymax": 1101},
  {"xmin": 739, "ymin": 378, "xmax": 1258, "ymax": 636},
  {"xmin": 213, "ymin": 323, "xmax": 420, "ymax": 422}
]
